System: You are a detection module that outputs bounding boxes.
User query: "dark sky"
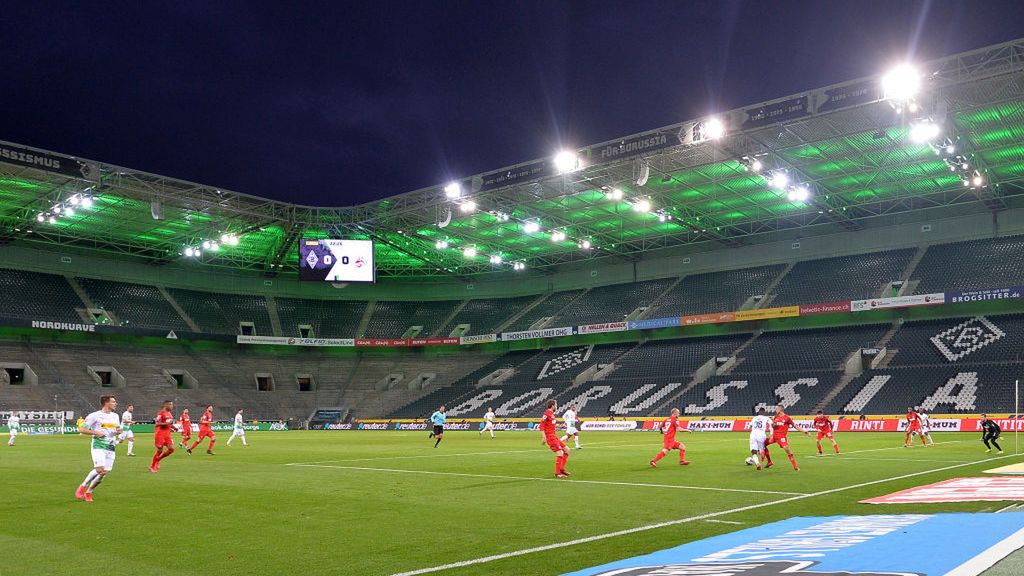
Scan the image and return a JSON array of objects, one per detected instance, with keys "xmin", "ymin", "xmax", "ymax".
[{"xmin": 3, "ymin": 2, "xmax": 1023, "ymax": 206}]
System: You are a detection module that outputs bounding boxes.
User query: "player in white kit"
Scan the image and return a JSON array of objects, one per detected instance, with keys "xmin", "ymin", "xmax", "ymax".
[
  {"xmin": 118, "ymin": 404, "xmax": 136, "ymax": 456},
  {"xmin": 747, "ymin": 408, "xmax": 774, "ymax": 471},
  {"xmin": 75, "ymin": 395, "xmax": 121, "ymax": 502},
  {"xmin": 560, "ymin": 404, "xmax": 581, "ymax": 449},
  {"xmin": 479, "ymin": 407, "xmax": 496, "ymax": 439},
  {"xmin": 7, "ymin": 412, "xmax": 20, "ymax": 446},
  {"xmin": 917, "ymin": 408, "xmax": 936, "ymax": 446},
  {"xmin": 226, "ymin": 409, "xmax": 247, "ymax": 446}
]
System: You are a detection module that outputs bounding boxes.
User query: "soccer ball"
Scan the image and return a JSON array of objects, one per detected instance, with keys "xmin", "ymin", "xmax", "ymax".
[{"xmin": 744, "ymin": 456, "xmax": 756, "ymax": 466}]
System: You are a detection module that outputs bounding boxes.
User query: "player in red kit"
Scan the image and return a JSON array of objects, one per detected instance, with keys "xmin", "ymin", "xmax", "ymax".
[
  {"xmin": 650, "ymin": 408, "xmax": 690, "ymax": 467},
  {"xmin": 813, "ymin": 410, "xmax": 840, "ymax": 455},
  {"xmin": 904, "ymin": 407, "xmax": 923, "ymax": 447},
  {"xmin": 187, "ymin": 405, "xmax": 216, "ymax": 455},
  {"xmin": 540, "ymin": 399, "xmax": 570, "ymax": 478},
  {"xmin": 149, "ymin": 400, "xmax": 176, "ymax": 473},
  {"xmin": 178, "ymin": 408, "xmax": 192, "ymax": 448},
  {"xmin": 764, "ymin": 404, "xmax": 811, "ymax": 471}
]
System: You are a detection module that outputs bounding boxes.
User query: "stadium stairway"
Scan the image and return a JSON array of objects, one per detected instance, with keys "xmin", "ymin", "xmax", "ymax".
[
  {"xmin": 265, "ymin": 295, "xmax": 284, "ymax": 336},
  {"xmin": 156, "ymin": 286, "xmax": 201, "ymax": 332},
  {"xmin": 493, "ymin": 293, "xmax": 550, "ymax": 333},
  {"xmin": 751, "ymin": 262, "xmax": 794, "ymax": 309}
]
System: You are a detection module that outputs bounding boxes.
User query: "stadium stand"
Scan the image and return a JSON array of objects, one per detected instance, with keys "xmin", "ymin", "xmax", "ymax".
[
  {"xmin": 676, "ymin": 370, "xmax": 844, "ymax": 416},
  {"xmin": 76, "ymin": 278, "xmax": 190, "ymax": 331},
  {"xmin": 885, "ymin": 314, "xmax": 1024, "ymax": 367},
  {"xmin": 769, "ymin": 249, "xmax": 915, "ymax": 307},
  {"xmin": 0, "ymin": 268, "xmax": 85, "ymax": 324},
  {"xmin": 167, "ymin": 288, "xmax": 273, "ymax": 335},
  {"xmin": 826, "ymin": 365, "xmax": 1018, "ymax": 415},
  {"xmin": 503, "ymin": 289, "xmax": 585, "ymax": 331},
  {"xmin": 734, "ymin": 325, "xmax": 889, "ymax": 373},
  {"xmin": 362, "ymin": 300, "xmax": 459, "ymax": 338},
  {"xmin": 645, "ymin": 265, "xmax": 786, "ymax": 318},
  {"xmin": 439, "ymin": 295, "xmax": 537, "ymax": 336},
  {"xmin": 913, "ymin": 234, "xmax": 1024, "ymax": 294},
  {"xmin": 610, "ymin": 335, "xmax": 750, "ymax": 380},
  {"xmin": 274, "ymin": 297, "xmax": 367, "ymax": 338},
  {"xmin": 551, "ymin": 278, "xmax": 677, "ymax": 326}
]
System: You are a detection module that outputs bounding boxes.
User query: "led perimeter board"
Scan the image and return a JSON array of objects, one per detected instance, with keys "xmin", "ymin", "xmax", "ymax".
[{"xmin": 298, "ymin": 239, "xmax": 375, "ymax": 282}]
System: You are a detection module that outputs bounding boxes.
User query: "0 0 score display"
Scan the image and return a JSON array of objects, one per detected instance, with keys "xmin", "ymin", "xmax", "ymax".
[{"xmin": 298, "ymin": 239, "xmax": 376, "ymax": 282}]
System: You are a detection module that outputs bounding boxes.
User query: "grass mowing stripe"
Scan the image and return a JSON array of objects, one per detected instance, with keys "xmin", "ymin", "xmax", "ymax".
[
  {"xmin": 285, "ymin": 463, "xmax": 809, "ymax": 495},
  {"xmin": 294, "ymin": 441, "xmax": 647, "ymax": 464},
  {"xmin": 387, "ymin": 452, "xmax": 1020, "ymax": 576}
]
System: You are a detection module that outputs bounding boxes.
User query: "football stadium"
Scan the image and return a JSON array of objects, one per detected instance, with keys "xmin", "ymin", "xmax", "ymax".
[{"xmin": 5, "ymin": 32, "xmax": 1024, "ymax": 576}]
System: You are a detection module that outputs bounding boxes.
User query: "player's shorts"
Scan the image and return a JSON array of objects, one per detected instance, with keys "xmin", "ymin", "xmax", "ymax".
[
  {"xmin": 816, "ymin": 430, "xmax": 834, "ymax": 441},
  {"xmin": 483, "ymin": 422, "xmax": 494, "ymax": 431},
  {"xmin": 663, "ymin": 439, "xmax": 682, "ymax": 450},
  {"xmin": 198, "ymin": 429, "xmax": 216, "ymax": 440},
  {"xmin": 180, "ymin": 428, "xmax": 192, "ymax": 437},
  {"xmin": 767, "ymin": 435, "xmax": 790, "ymax": 450},
  {"xmin": 749, "ymin": 433, "xmax": 766, "ymax": 452},
  {"xmin": 118, "ymin": 429, "xmax": 134, "ymax": 440},
  {"xmin": 9, "ymin": 427, "xmax": 18, "ymax": 437},
  {"xmin": 908, "ymin": 423, "xmax": 922, "ymax": 432},
  {"xmin": 231, "ymin": 428, "xmax": 245, "ymax": 436},
  {"xmin": 432, "ymin": 425, "xmax": 444, "ymax": 436},
  {"xmin": 545, "ymin": 436, "xmax": 567, "ymax": 453},
  {"xmin": 155, "ymin": 434, "xmax": 174, "ymax": 448},
  {"xmin": 565, "ymin": 425, "xmax": 578, "ymax": 436},
  {"xmin": 90, "ymin": 448, "xmax": 116, "ymax": 471}
]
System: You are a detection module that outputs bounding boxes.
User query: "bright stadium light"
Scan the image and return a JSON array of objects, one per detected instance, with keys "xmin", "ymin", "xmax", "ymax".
[
  {"xmin": 489, "ymin": 254, "xmax": 503, "ymax": 264},
  {"xmin": 909, "ymin": 119, "xmax": 941, "ymax": 143},
  {"xmin": 881, "ymin": 64, "xmax": 921, "ymax": 101},
  {"xmin": 48, "ymin": 216, "xmax": 56, "ymax": 224},
  {"xmin": 513, "ymin": 261, "xmax": 526, "ymax": 271},
  {"xmin": 972, "ymin": 171, "xmax": 985, "ymax": 187},
  {"xmin": 459, "ymin": 199, "xmax": 476, "ymax": 213},
  {"xmin": 787, "ymin": 185, "xmax": 810, "ymax": 202},
  {"xmin": 63, "ymin": 207, "xmax": 74, "ymax": 218},
  {"xmin": 553, "ymin": 150, "xmax": 579, "ymax": 173},
  {"xmin": 632, "ymin": 198, "xmax": 651, "ymax": 213},
  {"xmin": 202, "ymin": 240, "xmax": 212, "ymax": 250},
  {"xmin": 36, "ymin": 213, "xmax": 44, "ymax": 223},
  {"xmin": 53, "ymin": 206, "xmax": 62, "ymax": 215},
  {"xmin": 184, "ymin": 247, "xmax": 195, "ymax": 257},
  {"xmin": 523, "ymin": 220, "xmax": 541, "ymax": 234},
  {"xmin": 769, "ymin": 171, "xmax": 790, "ymax": 189},
  {"xmin": 69, "ymin": 195, "xmax": 81, "ymax": 206},
  {"xmin": 435, "ymin": 239, "xmax": 449, "ymax": 249},
  {"xmin": 703, "ymin": 117, "xmax": 726, "ymax": 140},
  {"xmin": 463, "ymin": 246, "xmax": 477, "ymax": 258},
  {"xmin": 209, "ymin": 242, "xmax": 219, "ymax": 251},
  {"xmin": 606, "ymin": 187, "xmax": 624, "ymax": 201},
  {"xmin": 444, "ymin": 181, "xmax": 462, "ymax": 199},
  {"xmin": 81, "ymin": 196, "xmax": 94, "ymax": 208},
  {"xmin": 550, "ymin": 230, "xmax": 566, "ymax": 242},
  {"xmin": 578, "ymin": 239, "xmax": 592, "ymax": 249}
]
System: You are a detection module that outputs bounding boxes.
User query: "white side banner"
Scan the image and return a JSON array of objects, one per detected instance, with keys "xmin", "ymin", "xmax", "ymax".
[
  {"xmin": 687, "ymin": 420, "xmax": 736, "ymax": 432},
  {"xmin": 459, "ymin": 333, "xmax": 497, "ymax": 345},
  {"xmin": 236, "ymin": 335, "xmax": 355, "ymax": 347},
  {"xmin": 577, "ymin": 322, "xmax": 628, "ymax": 335},
  {"xmin": 500, "ymin": 326, "xmax": 574, "ymax": 341},
  {"xmin": 580, "ymin": 420, "xmax": 637, "ymax": 431},
  {"xmin": 850, "ymin": 293, "xmax": 945, "ymax": 312}
]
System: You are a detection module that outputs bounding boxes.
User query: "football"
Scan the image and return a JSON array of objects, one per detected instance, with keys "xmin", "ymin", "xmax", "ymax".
[{"xmin": 744, "ymin": 456, "xmax": 756, "ymax": 466}]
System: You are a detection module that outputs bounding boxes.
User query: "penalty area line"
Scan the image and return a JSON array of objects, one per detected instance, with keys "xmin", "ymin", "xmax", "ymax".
[
  {"xmin": 387, "ymin": 452, "xmax": 1021, "ymax": 576},
  {"xmin": 285, "ymin": 463, "xmax": 808, "ymax": 496}
]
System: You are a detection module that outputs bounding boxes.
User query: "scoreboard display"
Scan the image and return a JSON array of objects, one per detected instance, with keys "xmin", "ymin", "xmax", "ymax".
[{"xmin": 298, "ymin": 239, "xmax": 375, "ymax": 282}]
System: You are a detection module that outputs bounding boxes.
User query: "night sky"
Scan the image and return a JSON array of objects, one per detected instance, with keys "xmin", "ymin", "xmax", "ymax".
[{"xmin": 3, "ymin": 2, "xmax": 1023, "ymax": 206}]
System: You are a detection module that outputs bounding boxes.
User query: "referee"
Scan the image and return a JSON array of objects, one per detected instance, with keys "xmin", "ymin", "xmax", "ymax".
[
  {"xmin": 428, "ymin": 405, "xmax": 446, "ymax": 448},
  {"xmin": 980, "ymin": 414, "xmax": 1003, "ymax": 454}
]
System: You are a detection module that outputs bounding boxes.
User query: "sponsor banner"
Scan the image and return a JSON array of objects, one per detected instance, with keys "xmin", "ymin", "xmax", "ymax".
[
  {"xmin": 408, "ymin": 337, "xmax": 461, "ymax": 347},
  {"xmin": 627, "ymin": 317, "xmax": 680, "ymax": 330},
  {"xmin": 734, "ymin": 306, "xmax": 800, "ymax": 321},
  {"xmin": 686, "ymin": 420, "xmax": 734, "ymax": 432},
  {"xmin": 680, "ymin": 312, "xmax": 736, "ymax": 326},
  {"xmin": 31, "ymin": 320, "xmax": 96, "ymax": 332},
  {"xmin": 817, "ymin": 79, "xmax": 881, "ymax": 113},
  {"xmin": 0, "ymin": 141, "xmax": 99, "ymax": 180},
  {"xmin": 208, "ymin": 422, "xmax": 288, "ymax": 432},
  {"xmin": 500, "ymin": 326, "xmax": 575, "ymax": 341},
  {"xmin": 565, "ymin": 513, "xmax": 1024, "ymax": 576},
  {"xmin": 237, "ymin": 335, "xmax": 355, "ymax": 347},
  {"xmin": 851, "ymin": 292, "xmax": 945, "ymax": 312},
  {"xmin": 355, "ymin": 338, "xmax": 410, "ymax": 347},
  {"xmin": 580, "ymin": 420, "xmax": 637, "ymax": 431},
  {"xmin": 742, "ymin": 95, "xmax": 810, "ymax": 129},
  {"xmin": 459, "ymin": 333, "xmax": 497, "ymax": 345},
  {"xmin": 313, "ymin": 423, "xmax": 354, "ymax": 430},
  {"xmin": 946, "ymin": 286, "xmax": 1024, "ymax": 304},
  {"xmin": 863, "ymin": 478, "xmax": 1024, "ymax": 504},
  {"xmin": 15, "ymin": 424, "xmax": 81, "ymax": 435},
  {"xmin": 799, "ymin": 301, "xmax": 852, "ymax": 315},
  {"xmin": 578, "ymin": 321, "xmax": 628, "ymax": 335},
  {"xmin": 479, "ymin": 159, "xmax": 552, "ymax": 192},
  {"xmin": 588, "ymin": 130, "xmax": 681, "ymax": 163},
  {"xmin": 1, "ymin": 410, "xmax": 75, "ymax": 421}
]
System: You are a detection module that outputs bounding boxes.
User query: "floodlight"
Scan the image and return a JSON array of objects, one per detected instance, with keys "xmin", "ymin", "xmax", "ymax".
[
  {"xmin": 787, "ymin": 186, "xmax": 810, "ymax": 202},
  {"xmin": 48, "ymin": 216, "xmax": 56, "ymax": 224},
  {"xmin": 513, "ymin": 261, "xmax": 526, "ymax": 271},
  {"xmin": 202, "ymin": 240, "xmax": 212, "ymax": 249},
  {"xmin": 909, "ymin": 119, "xmax": 940, "ymax": 143},
  {"xmin": 553, "ymin": 150, "xmax": 579, "ymax": 173},
  {"xmin": 881, "ymin": 64, "xmax": 920, "ymax": 101},
  {"xmin": 36, "ymin": 213, "xmax": 44, "ymax": 222},
  {"xmin": 703, "ymin": 117, "xmax": 725, "ymax": 140},
  {"xmin": 579, "ymin": 239, "xmax": 592, "ymax": 249},
  {"xmin": 64, "ymin": 207, "xmax": 74, "ymax": 217},
  {"xmin": 69, "ymin": 195, "xmax": 81, "ymax": 206},
  {"xmin": 435, "ymin": 240, "xmax": 449, "ymax": 249},
  {"xmin": 463, "ymin": 246, "xmax": 477, "ymax": 258},
  {"xmin": 607, "ymin": 188, "xmax": 624, "ymax": 201},
  {"xmin": 489, "ymin": 254, "xmax": 503, "ymax": 264},
  {"xmin": 550, "ymin": 230, "xmax": 566, "ymax": 242},
  {"xmin": 972, "ymin": 171, "xmax": 985, "ymax": 187},
  {"xmin": 184, "ymin": 247, "xmax": 195, "ymax": 257},
  {"xmin": 81, "ymin": 196, "xmax": 94, "ymax": 208},
  {"xmin": 632, "ymin": 198, "xmax": 651, "ymax": 213},
  {"xmin": 209, "ymin": 242, "xmax": 219, "ymax": 251},
  {"xmin": 444, "ymin": 182, "xmax": 462, "ymax": 199},
  {"xmin": 459, "ymin": 200, "xmax": 476, "ymax": 212},
  {"xmin": 769, "ymin": 171, "xmax": 790, "ymax": 189},
  {"xmin": 523, "ymin": 221, "xmax": 541, "ymax": 234}
]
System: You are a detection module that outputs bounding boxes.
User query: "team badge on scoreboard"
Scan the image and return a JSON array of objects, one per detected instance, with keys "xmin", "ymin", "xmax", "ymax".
[
  {"xmin": 563, "ymin": 513, "xmax": 1024, "ymax": 576},
  {"xmin": 298, "ymin": 238, "xmax": 376, "ymax": 283}
]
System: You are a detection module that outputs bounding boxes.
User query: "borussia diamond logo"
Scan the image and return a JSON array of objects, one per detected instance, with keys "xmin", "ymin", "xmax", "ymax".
[
  {"xmin": 930, "ymin": 316, "xmax": 1005, "ymax": 362},
  {"xmin": 304, "ymin": 251, "xmax": 319, "ymax": 268}
]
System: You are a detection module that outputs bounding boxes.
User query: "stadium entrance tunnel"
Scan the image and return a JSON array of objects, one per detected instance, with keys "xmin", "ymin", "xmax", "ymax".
[
  {"xmin": 88, "ymin": 365, "xmax": 125, "ymax": 388},
  {"xmin": 1, "ymin": 363, "xmax": 37, "ymax": 386}
]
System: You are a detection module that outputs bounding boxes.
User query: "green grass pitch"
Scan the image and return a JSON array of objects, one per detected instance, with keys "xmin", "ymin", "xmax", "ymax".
[{"xmin": 1, "ymin": 430, "xmax": 1021, "ymax": 575}]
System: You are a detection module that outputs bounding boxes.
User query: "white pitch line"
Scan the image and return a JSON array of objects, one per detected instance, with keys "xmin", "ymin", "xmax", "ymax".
[
  {"xmin": 386, "ymin": 452, "xmax": 1020, "ymax": 576},
  {"xmin": 823, "ymin": 456, "xmax": 977, "ymax": 463},
  {"xmin": 704, "ymin": 519, "xmax": 745, "ymax": 525},
  {"xmin": 809, "ymin": 440, "xmax": 963, "ymax": 457},
  {"xmin": 285, "ymin": 463, "xmax": 808, "ymax": 496}
]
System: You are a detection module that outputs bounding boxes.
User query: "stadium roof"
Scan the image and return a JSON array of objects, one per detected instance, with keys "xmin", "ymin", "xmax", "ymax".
[{"xmin": 2, "ymin": 39, "xmax": 1024, "ymax": 279}]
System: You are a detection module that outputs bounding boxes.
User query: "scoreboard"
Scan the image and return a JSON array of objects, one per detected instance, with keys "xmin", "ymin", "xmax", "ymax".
[{"xmin": 298, "ymin": 239, "xmax": 375, "ymax": 282}]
